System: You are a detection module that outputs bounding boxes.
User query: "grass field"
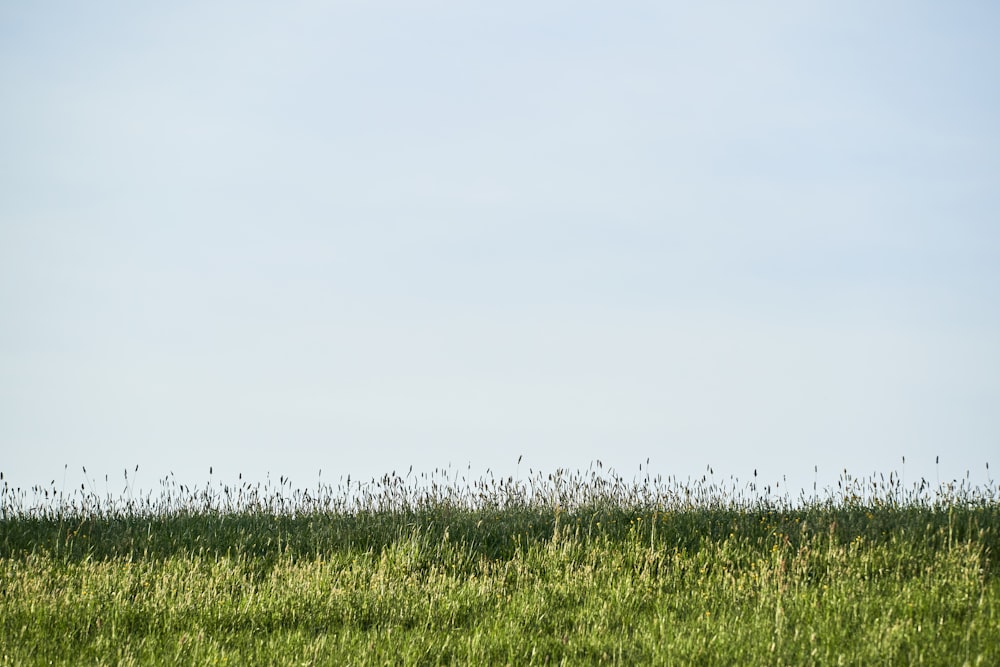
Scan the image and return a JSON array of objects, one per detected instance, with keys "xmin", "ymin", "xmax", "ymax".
[{"xmin": 2, "ymin": 466, "xmax": 997, "ymax": 665}]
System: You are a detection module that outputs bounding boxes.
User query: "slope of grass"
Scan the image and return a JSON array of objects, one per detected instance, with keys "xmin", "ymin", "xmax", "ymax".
[{"xmin": 1, "ymin": 467, "xmax": 997, "ymax": 665}]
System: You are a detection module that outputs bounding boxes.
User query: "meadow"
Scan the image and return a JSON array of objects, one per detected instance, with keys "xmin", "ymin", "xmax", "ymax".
[{"xmin": 1, "ymin": 464, "xmax": 997, "ymax": 665}]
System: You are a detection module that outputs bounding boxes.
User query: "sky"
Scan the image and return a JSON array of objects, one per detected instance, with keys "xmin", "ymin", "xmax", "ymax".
[{"xmin": 2, "ymin": 1, "xmax": 998, "ymax": 498}]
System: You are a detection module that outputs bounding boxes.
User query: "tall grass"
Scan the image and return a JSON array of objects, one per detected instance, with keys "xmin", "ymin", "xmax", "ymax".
[{"xmin": 1, "ymin": 464, "xmax": 997, "ymax": 665}]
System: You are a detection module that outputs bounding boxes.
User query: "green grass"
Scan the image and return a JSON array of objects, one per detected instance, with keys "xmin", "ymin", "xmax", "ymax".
[{"xmin": 1, "ymin": 466, "xmax": 998, "ymax": 665}]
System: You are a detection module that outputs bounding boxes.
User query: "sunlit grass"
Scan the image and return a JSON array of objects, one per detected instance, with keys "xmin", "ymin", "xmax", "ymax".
[{"xmin": 2, "ymin": 463, "xmax": 997, "ymax": 665}]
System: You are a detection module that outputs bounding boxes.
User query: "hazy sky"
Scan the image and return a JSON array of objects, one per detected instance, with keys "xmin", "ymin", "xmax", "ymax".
[{"xmin": 2, "ymin": 1, "xmax": 998, "ymax": 495}]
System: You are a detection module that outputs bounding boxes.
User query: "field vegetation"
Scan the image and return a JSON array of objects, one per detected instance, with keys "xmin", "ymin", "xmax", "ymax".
[{"xmin": 1, "ymin": 463, "xmax": 998, "ymax": 665}]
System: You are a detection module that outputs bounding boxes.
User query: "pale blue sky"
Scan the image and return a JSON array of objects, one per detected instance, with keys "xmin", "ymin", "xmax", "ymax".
[{"xmin": 2, "ymin": 2, "xmax": 998, "ymax": 496}]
